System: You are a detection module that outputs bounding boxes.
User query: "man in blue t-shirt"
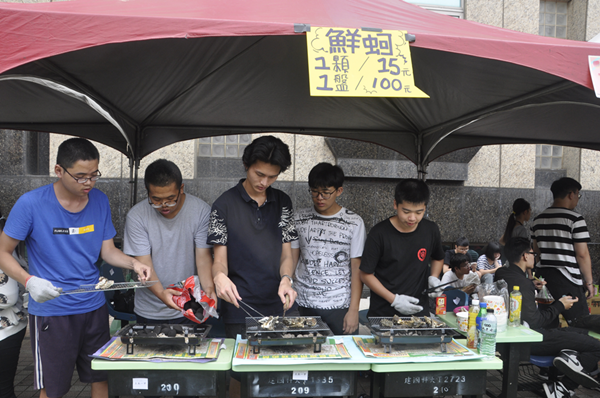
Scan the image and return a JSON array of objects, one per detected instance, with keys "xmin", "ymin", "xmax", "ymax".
[{"xmin": 0, "ymin": 138, "xmax": 151, "ymax": 398}]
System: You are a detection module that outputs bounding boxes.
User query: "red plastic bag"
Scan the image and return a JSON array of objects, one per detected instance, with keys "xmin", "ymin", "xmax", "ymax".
[{"xmin": 168, "ymin": 276, "xmax": 218, "ymax": 324}]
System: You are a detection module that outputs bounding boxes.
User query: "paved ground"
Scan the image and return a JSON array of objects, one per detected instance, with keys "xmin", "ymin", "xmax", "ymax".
[{"xmin": 12, "ymin": 325, "xmax": 600, "ymax": 398}]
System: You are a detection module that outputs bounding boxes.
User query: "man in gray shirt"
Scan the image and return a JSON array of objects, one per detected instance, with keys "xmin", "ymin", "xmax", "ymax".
[{"xmin": 124, "ymin": 159, "xmax": 215, "ymax": 323}]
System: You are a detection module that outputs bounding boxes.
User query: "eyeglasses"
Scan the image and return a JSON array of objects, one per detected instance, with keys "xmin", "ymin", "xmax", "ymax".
[
  {"xmin": 60, "ymin": 165, "xmax": 101, "ymax": 184},
  {"xmin": 148, "ymin": 190, "xmax": 181, "ymax": 209},
  {"xmin": 459, "ymin": 263, "xmax": 471, "ymax": 268},
  {"xmin": 524, "ymin": 251, "xmax": 538, "ymax": 257},
  {"xmin": 309, "ymin": 189, "xmax": 336, "ymax": 199}
]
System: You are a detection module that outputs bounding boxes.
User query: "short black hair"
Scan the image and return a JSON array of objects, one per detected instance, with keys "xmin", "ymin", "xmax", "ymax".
[
  {"xmin": 484, "ymin": 241, "xmax": 502, "ymax": 260},
  {"xmin": 504, "ymin": 237, "xmax": 532, "ymax": 265},
  {"xmin": 242, "ymin": 135, "xmax": 291, "ymax": 173},
  {"xmin": 551, "ymin": 177, "xmax": 582, "ymax": 199},
  {"xmin": 56, "ymin": 138, "xmax": 99, "ymax": 169},
  {"xmin": 144, "ymin": 159, "xmax": 182, "ymax": 191},
  {"xmin": 308, "ymin": 163, "xmax": 344, "ymax": 189},
  {"xmin": 449, "ymin": 253, "xmax": 470, "ymax": 272},
  {"xmin": 394, "ymin": 179, "xmax": 430, "ymax": 205},
  {"xmin": 455, "ymin": 237, "xmax": 469, "ymax": 247}
]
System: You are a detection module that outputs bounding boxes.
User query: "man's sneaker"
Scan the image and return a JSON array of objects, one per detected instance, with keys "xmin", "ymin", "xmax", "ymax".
[
  {"xmin": 553, "ymin": 349, "xmax": 600, "ymax": 389},
  {"xmin": 543, "ymin": 381, "xmax": 574, "ymax": 398},
  {"xmin": 538, "ymin": 367, "xmax": 550, "ymax": 381}
]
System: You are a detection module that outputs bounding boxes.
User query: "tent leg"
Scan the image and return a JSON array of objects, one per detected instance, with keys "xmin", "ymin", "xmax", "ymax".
[
  {"xmin": 417, "ymin": 163, "xmax": 428, "ymax": 181},
  {"xmin": 128, "ymin": 157, "xmax": 140, "ymax": 208}
]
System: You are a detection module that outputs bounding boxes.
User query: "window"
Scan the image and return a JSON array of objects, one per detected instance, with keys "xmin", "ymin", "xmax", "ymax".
[
  {"xmin": 404, "ymin": 0, "xmax": 463, "ymax": 18},
  {"xmin": 539, "ymin": 1, "xmax": 568, "ymax": 39},
  {"xmin": 197, "ymin": 134, "xmax": 252, "ymax": 158},
  {"xmin": 536, "ymin": 144, "xmax": 563, "ymax": 169}
]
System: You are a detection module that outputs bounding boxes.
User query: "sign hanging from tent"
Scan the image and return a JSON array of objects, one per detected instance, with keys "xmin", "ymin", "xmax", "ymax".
[{"xmin": 306, "ymin": 27, "xmax": 429, "ymax": 98}]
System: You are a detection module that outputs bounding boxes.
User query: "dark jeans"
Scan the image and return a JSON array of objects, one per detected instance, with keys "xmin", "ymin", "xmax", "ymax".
[
  {"xmin": 537, "ymin": 268, "xmax": 589, "ymax": 319},
  {"xmin": 0, "ymin": 328, "xmax": 26, "ymax": 398},
  {"xmin": 531, "ymin": 327, "xmax": 600, "ymax": 390},
  {"xmin": 298, "ymin": 306, "xmax": 358, "ymax": 335}
]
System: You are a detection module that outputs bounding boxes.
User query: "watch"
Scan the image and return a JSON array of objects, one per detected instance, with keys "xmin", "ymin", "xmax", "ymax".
[{"xmin": 281, "ymin": 274, "xmax": 294, "ymax": 287}]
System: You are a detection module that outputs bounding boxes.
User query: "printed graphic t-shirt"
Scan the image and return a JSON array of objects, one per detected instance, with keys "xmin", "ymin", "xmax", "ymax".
[
  {"xmin": 292, "ymin": 207, "xmax": 366, "ymax": 309},
  {"xmin": 4, "ymin": 184, "xmax": 116, "ymax": 316}
]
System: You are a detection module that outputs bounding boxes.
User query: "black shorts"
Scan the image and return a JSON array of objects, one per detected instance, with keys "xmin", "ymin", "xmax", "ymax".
[{"xmin": 30, "ymin": 305, "xmax": 110, "ymax": 398}]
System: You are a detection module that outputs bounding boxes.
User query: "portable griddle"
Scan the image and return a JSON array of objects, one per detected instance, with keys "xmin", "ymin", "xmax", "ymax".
[
  {"xmin": 245, "ymin": 316, "xmax": 333, "ymax": 354},
  {"xmin": 368, "ymin": 316, "xmax": 459, "ymax": 353},
  {"xmin": 117, "ymin": 323, "xmax": 212, "ymax": 355}
]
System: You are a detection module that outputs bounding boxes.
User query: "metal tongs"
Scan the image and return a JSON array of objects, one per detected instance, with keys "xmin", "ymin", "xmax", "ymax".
[
  {"xmin": 238, "ymin": 300, "xmax": 267, "ymax": 318},
  {"xmin": 421, "ymin": 279, "xmax": 460, "ymax": 295}
]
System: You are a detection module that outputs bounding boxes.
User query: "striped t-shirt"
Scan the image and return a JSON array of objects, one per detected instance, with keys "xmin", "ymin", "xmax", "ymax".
[{"xmin": 531, "ymin": 207, "xmax": 590, "ymax": 285}]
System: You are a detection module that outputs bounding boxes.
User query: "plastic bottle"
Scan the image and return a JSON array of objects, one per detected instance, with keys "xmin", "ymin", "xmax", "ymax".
[
  {"xmin": 466, "ymin": 299, "xmax": 480, "ymax": 349},
  {"xmin": 476, "ymin": 302, "xmax": 487, "ymax": 351},
  {"xmin": 509, "ymin": 286, "xmax": 522, "ymax": 327},
  {"xmin": 479, "ymin": 309, "xmax": 497, "ymax": 358}
]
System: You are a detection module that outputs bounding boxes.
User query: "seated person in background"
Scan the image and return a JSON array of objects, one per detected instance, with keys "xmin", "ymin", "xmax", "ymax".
[
  {"xmin": 477, "ymin": 241, "xmax": 502, "ymax": 285},
  {"xmin": 292, "ymin": 163, "xmax": 366, "ymax": 335},
  {"xmin": 442, "ymin": 237, "xmax": 478, "ymax": 273},
  {"xmin": 496, "ymin": 237, "xmax": 600, "ymax": 398},
  {"xmin": 441, "ymin": 253, "xmax": 477, "ymax": 295}
]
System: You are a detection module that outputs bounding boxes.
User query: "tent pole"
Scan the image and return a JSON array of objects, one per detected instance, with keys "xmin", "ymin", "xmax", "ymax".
[
  {"xmin": 416, "ymin": 134, "xmax": 427, "ymax": 181},
  {"xmin": 128, "ymin": 157, "xmax": 140, "ymax": 208}
]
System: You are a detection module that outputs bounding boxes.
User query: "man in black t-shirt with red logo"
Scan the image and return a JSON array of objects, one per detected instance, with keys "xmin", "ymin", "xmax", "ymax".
[{"xmin": 360, "ymin": 179, "xmax": 444, "ymax": 317}]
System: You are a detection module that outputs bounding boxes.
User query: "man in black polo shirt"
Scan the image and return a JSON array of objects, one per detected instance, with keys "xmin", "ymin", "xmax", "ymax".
[{"xmin": 208, "ymin": 135, "xmax": 298, "ymax": 339}]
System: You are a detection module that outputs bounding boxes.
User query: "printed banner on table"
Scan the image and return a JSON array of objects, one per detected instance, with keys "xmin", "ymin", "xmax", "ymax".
[
  {"xmin": 353, "ymin": 337, "xmax": 483, "ymax": 361},
  {"xmin": 306, "ymin": 27, "xmax": 428, "ymax": 98},
  {"xmin": 92, "ymin": 337, "xmax": 222, "ymax": 363},
  {"xmin": 235, "ymin": 338, "xmax": 351, "ymax": 360}
]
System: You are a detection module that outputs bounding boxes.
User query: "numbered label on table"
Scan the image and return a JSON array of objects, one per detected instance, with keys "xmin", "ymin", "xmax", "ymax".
[
  {"xmin": 160, "ymin": 383, "xmax": 180, "ymax": 394},
  {"xmin": 383, "ymin": 371, "xmax": 486, "ymax": 397},
  {"xmin": 245, "ymin": 371, "xmax": 353, "ymax": 397}
]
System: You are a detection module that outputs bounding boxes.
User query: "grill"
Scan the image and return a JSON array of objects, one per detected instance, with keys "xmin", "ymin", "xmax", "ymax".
[
  {"xmin": 245, "ymin": 316, "xmax": 333, "ymax": 354},
  {"xmin": 368, "ymin": 316, "xmax": 459, "ymax": 353},
  {"xmin": 117, "ymin": 323, "xmax": 212, "ymax": 355}
]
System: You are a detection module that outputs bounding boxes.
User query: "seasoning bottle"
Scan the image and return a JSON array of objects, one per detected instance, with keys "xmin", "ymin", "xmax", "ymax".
[
  {"xmin": 509, "ymin": 286, "xmax": 522, "ymax": 327},
  {"xmin": 466, "ymin": 299, "xmax": 480, "ymax": 349},
  {"xmin": 476, "ymin": 302, "xmax": 487, "ymax": 351}
]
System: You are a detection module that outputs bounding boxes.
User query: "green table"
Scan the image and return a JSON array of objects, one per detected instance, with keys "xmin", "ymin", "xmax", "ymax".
[
  {"xmin": 232, "ymin": 336, "xmax": 372, "ymax": 398},
  {"xmin": 233, "ymin": 335, "xmax": 503, "ymax": 398},
  {"xmin": 370, "ymin": 352, "xmax": 502, "ymax": 398},
  {"xmin": 438, "ymin": 313, "xmax": 543, "ymax": 398},
  {"xmin": 91, "ymin": 338, "xmax": 235, "ymax": 398}
]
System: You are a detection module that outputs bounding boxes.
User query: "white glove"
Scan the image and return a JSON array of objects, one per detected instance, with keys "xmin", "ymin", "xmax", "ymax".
[
  {"xmin": 428, "ymin": 276, "xmax": 442, "ymax": 298},
  {"xmin": 26, "ymin": 276, "xmax": 61, "ymax": 303},
  {"xmin": 391, "ymin": 294, "xmax": 423, "ymax": 315}
]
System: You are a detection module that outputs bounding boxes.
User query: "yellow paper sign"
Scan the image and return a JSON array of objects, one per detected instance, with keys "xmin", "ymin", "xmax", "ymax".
[{"xmin": 306, "ymin": 27, "xmax": 428, "ymax": 98}]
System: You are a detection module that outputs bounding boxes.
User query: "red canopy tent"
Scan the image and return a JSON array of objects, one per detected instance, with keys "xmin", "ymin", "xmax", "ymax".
[{"xmin": 0, "ymin": 0, "xmax": 599, "ymax": 177}]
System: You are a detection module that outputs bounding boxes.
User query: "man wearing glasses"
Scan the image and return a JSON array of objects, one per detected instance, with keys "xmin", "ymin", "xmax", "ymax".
[
  {"xmin": 496, "ymin": 237, "xmax": 600, "ymax": 397},
  {"xmin": 291, "ymin": 163, "xmax": 366, "ymax": 335},
  {"xmin": 0, "ymin": 138, "xmax": 151, "ymax": 398},
  {"xmin": 532, "ymin": 177, "xmax": 600, "ymax": 333},
  {"xmin": 123, "ymin": 159, "xmax": 216, "ymax": 325}
]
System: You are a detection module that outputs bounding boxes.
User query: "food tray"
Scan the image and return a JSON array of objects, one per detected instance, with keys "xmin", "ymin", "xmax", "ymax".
[
  {"xmin": 245, "ymin": 316, "xmax": 332, "ymax": 354},
  {"xmin": 368, "ymin": 316, "xmax": 459, "ymax": 353},
  {"xmin": 117, "ymin": 323, "xmax": 211, "ymax": 355},
  {"xmin": 60, "ymin": 280, "xmax": 158, "ymax": 295}
]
